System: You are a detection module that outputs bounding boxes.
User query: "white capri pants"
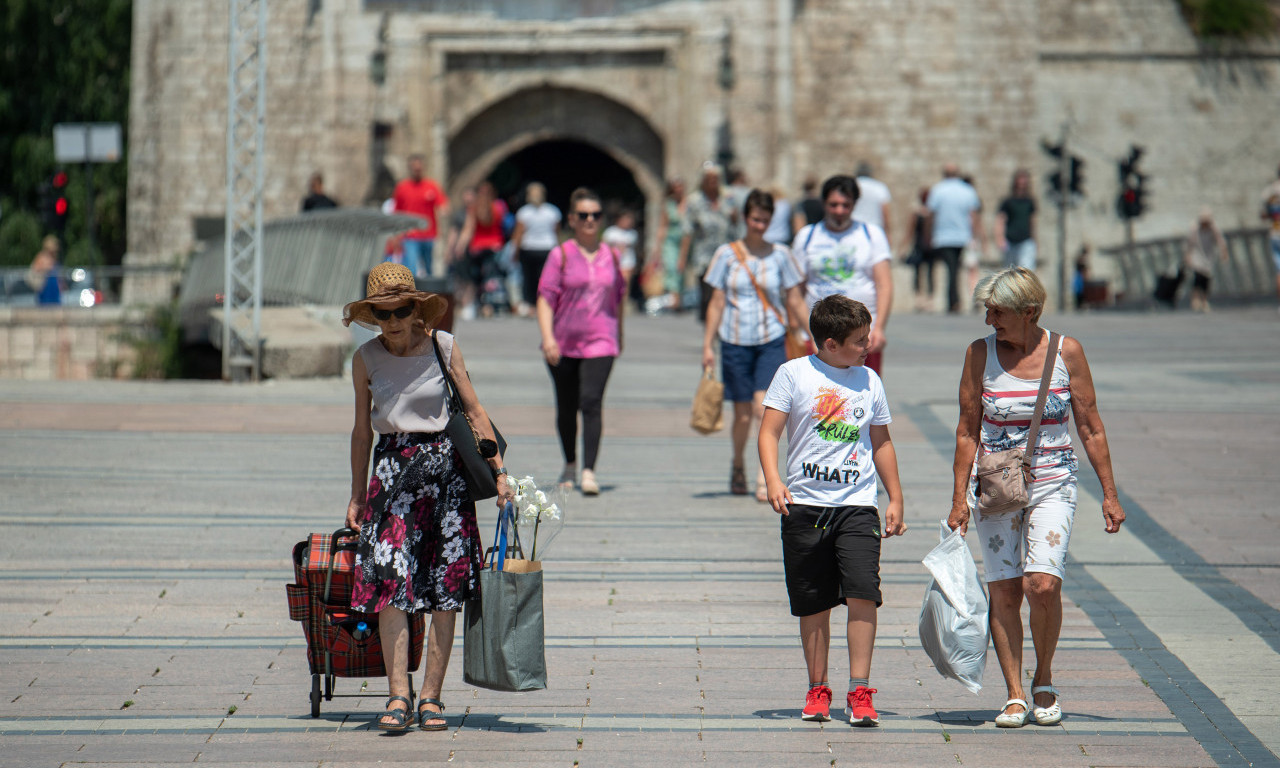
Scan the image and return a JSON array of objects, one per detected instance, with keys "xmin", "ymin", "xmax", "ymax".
[{"xmin": 972, "ymin": 480, "xmax": 1077, "ymax": 583}]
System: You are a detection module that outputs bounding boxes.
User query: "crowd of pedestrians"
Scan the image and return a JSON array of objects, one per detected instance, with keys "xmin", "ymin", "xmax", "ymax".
[{"xmin": 344, "ymin": 150, "xmax": 1280, "ymax": 738}]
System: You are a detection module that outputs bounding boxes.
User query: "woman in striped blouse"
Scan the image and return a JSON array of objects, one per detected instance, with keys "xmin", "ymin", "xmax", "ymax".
[{"xmin": 702, "ymin": 189, "xmax": 807, "ymax": 500}]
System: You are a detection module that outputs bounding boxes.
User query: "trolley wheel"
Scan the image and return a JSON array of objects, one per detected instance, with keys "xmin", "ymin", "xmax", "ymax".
[{"xmin": 310, "ymin": 674, "xmax": 321, "ymax": 718}]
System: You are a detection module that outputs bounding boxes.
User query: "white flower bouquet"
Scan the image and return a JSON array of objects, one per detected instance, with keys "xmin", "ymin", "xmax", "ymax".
[{"xmin": 511, "ymin": 476, "xmax": 565, "ymax": 561}]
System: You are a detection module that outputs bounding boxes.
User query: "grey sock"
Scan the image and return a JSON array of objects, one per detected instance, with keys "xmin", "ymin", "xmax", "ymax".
[
  {"xmin": 849, "ymin": 678, "xmax": 869, "ymax": 692},
  {"xmin": 809, "ymin": 681, "xmax": 829, "ymax": 690}
]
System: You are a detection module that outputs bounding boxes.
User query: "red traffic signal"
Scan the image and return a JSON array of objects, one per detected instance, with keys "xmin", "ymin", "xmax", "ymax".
[
  {"xmin": 53, "ymin": 171, "xmax": 69, "ymax": 188},
  {"xmin": 55, "ymin": 197, "xmax": 68, "ymax": 216}
]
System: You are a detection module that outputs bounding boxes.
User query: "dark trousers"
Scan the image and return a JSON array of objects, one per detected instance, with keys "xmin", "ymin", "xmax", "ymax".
[
  {"xmin": 547, "ymin": 356, "xmax": 615, "ymax": 470},
  {"xmin": 518, "ymin": 248, "xmax": 550, "ymax": 307},
  {"xmin": 928, "ymin": 247, "xmax": 964, "ymax": 313}
]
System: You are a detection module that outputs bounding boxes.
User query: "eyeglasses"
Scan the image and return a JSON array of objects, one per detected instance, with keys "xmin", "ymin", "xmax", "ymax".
[
  {"xmin": 372, "ymin": 304, "xmax": 415, "ymax": 321},
  {"xmin": 574, "ymin": 211, "xmax": 603, "ymax": 221}
]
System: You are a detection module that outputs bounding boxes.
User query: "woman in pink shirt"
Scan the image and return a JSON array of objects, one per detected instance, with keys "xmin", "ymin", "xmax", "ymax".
[{"xmin": 536, "ymin": 187, "xmax": 626, "ymax": 496}]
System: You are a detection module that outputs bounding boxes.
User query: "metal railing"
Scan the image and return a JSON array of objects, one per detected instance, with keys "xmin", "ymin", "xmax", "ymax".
[
  {"xmin": 178, "ymin": 208, "xmax": 426, "ymax": 343},
  {"xmin": 1099, "ymin": 228, "xmax": 1274, "ymax": 305}
]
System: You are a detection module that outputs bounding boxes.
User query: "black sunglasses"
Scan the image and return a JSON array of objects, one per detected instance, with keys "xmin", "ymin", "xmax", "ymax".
[
  {"xmin": 574, "ymin": 211, "xmax": 603, "ymax": 221},
  {"xmin": 372, "ymin": 304, "xmax": 415, "ymax": 321}
]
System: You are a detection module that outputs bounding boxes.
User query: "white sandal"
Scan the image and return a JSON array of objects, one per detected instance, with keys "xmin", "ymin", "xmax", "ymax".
[
  {"xmin": 1032, "ymin": 685, "xmax": 1062, "ymax": 725},
  {"xmin": 994, "ymin": 698, "xmax": 1030, "ymax": 728}
]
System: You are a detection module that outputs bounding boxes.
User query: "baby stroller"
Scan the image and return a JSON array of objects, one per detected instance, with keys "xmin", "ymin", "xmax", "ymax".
[{"xmin": 286, "ymin": 528, "xmax": 425, "ymax": 717}]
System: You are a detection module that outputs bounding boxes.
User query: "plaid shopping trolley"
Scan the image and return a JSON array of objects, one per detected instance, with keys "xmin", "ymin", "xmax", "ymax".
[{"xmin": 286, "ymin": 528, "xmax": 425, "ymax": 717}]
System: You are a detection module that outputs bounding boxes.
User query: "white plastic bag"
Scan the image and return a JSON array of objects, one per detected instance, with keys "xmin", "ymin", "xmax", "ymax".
[{"xmin": 918, "ymin": 520, "xmax": 990, "ymax": 693}]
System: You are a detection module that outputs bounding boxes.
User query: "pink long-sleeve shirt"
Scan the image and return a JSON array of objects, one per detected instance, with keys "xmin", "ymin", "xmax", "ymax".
[{"xmin": 537, "ymin": 239, "xmax": 626, "ymax": 359}]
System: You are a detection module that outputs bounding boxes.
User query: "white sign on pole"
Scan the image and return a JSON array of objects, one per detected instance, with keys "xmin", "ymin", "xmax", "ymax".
[{"xmin": 53, "ymin": 123, "xmax": 122, "ymax": 163}]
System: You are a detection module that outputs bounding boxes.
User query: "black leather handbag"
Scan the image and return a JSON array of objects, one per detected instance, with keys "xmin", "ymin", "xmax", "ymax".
[{"xmin": 431, "ymin": 332, "xmax": 507, "ymax": 501}]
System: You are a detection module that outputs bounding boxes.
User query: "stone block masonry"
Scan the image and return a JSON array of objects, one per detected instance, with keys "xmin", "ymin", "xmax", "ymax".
[{"xmin": 0, "ymin": 307, "xmax": 145, "ymax": 380}]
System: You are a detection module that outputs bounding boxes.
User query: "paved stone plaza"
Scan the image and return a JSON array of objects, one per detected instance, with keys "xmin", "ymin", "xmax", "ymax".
[{"xmin": 1, "ymin": 307, "xmax": 1278, "ymax": 767}]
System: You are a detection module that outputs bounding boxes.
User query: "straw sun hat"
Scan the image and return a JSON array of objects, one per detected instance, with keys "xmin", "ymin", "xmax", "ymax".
[{"xmin": 342, "ymin": 262, "xmax": 448, "ymax": 331}]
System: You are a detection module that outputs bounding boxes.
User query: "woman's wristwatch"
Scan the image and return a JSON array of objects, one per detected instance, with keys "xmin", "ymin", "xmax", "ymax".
[{"xmin": 493, "ymin": 466, "xmax": 509, "ymax": 481}]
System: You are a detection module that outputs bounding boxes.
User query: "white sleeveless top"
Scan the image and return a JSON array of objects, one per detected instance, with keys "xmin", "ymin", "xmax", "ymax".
[
  {"xmin": 359, "ymin": 332, "xmax": 454, "ymax": 435},
  {"xmin": 976, "ymin": 331, "xmax": 1079, "ymax": 502}
]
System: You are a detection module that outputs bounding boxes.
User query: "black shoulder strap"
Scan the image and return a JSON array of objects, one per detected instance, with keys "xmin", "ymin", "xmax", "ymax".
[{"xmin": 430, "ymin": 331, "xmax": 464, "ymax": 415}]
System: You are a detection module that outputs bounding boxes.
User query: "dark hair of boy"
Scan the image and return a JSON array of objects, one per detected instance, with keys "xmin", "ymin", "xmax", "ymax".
[
  {"xmin": 743, "ymin": 188, "xmax": 775, "ymax": 218},
  {"xmin": 821, "ymin": 175, "xmax": 861, "ymax": 205},
  {"xmin": 570, "ymin": 186, "xmax": 601, "ymax": 209},
  {"xmin": 809, "ymin": 294, "xmax": 872, "ymax": 349}
]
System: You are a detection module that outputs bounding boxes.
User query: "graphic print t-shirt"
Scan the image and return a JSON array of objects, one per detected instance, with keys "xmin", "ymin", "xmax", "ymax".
[
  {"xmin": 791, "ymin": 221, "xmax": 891, "ymax": 327},
  {"xmin": 762, "ymin": 356, "xmax": 891, "ymax": 507}
]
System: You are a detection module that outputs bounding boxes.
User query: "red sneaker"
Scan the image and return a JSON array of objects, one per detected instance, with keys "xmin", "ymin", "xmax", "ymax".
[
  {"xmin": 846, "ymin": 686, "xmax": 880, "ymax": 726},
  {"xmin": 801, "ymin": 685, "xmax": 832, "ymax": 721}
]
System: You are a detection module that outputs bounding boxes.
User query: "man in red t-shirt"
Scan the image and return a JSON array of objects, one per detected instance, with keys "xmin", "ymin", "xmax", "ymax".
[{"xmin": 392, "ymin": 154, "xmax": 449, "ymax": 278}]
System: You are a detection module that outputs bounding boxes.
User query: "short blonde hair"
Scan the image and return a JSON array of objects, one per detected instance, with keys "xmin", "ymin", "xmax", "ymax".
[{"xmin": 974, "ymin": 267, "xmax": 1046, "ymax": 322}]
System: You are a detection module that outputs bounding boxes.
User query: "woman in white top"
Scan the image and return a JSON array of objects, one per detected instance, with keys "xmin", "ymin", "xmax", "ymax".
[
  {"xmin": 702, "ymin": 189, "xmax": 806, "ymax": 501},
  {"xmin": 947, "ymin": 267, "xmax": 1124, "ymax": 729},
  {"xmin": 509, "ymin": 182, "xmax": 562, "ymax": 314},
  {"xmin": 342, "ymin": 263, "xmax": 514, "ymax": 732}
]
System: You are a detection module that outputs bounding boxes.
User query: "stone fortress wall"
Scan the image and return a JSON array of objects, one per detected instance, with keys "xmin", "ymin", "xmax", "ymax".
[{"xmin": 127, "ymin": 0, "xmax": 1280, "ymax": 309}]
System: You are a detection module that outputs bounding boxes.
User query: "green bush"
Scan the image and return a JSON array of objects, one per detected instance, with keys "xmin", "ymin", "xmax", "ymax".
[
  {"xmin": 1181, "ymin": 0, "xmax": 1275, "ymax": 39},
  {"xmin": 121, "ymin": 302, "xmax": 184, "ymax": 379}
]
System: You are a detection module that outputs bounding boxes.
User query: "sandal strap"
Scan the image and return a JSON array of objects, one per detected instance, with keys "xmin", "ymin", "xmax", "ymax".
[
  {"xmin": 1002, "ymin": 698, "xmax": 1029, "ymax": 711},
  {"xmin": 1030, "ymin": 685, "xmax": 1058, "ymax": 696},
  {"xmin": 417, "ymin": 697, "xmax": 446, "ymax": 712},
  {"xmin": 385, "ymin": 695, "xmax": 412, "ymax": 709}
]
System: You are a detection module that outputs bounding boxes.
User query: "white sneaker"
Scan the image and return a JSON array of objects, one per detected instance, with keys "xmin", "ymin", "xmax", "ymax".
[{"xmin": 459, "ymin": 304, "xmax": 477, "ymax": 321}]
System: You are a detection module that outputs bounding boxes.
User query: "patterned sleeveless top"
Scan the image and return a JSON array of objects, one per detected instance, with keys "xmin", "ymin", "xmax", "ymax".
[{"xmin": 976, "ymin": 331, "xmax": 1078, "ymax": 499}]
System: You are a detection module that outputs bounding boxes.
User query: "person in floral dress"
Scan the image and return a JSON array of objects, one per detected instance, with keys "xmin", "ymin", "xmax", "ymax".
[
  {"xmin": 342, "ymin": 263, "xmax": 515, "ymax": 731},
  {"xmin": 947, "ymin": 267, "xmax": 1124, "ymax": 729}
]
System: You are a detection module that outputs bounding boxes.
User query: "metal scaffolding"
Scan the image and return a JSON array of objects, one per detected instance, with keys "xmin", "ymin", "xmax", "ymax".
[{"xmin": 222, "ymin": 0, "xmax": 267, "ymax": 381}]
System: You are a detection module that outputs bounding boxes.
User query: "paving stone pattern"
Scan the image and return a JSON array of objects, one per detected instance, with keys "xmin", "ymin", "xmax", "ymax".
[{"xmin": 1, "ymin": 309, "xmax": 1278, "ymax": 767}]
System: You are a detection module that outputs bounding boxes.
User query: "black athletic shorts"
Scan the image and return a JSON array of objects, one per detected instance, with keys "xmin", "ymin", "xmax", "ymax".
[{"xmin": 781, "ymin": 504, "xmax": 883, "ymax": 617}]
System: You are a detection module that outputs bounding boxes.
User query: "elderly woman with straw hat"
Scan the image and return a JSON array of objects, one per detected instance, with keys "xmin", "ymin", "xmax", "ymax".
[{"xmin": 342, "ymin": 262, "xmax": 515, "ymax": 732}]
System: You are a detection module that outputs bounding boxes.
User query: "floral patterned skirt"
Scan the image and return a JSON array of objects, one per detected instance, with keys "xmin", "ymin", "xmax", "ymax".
[{"xmin": 351, "ymin": 431, "xmax": 483, "ymax": 615}]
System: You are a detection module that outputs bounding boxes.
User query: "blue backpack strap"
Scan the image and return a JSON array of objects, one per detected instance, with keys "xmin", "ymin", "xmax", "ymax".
[{"xmin": 803, "ymin": 221, "xmax": 819, "ymax": 253}]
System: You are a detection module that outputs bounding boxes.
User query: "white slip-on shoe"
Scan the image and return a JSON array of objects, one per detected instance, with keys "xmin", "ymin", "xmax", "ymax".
[
  {"xmin": 994, "ymin": 698, "xmax": 1030, "ymax": 728},
  {"xmin": 580, "ymin": 469, "xmax": 600, "ymax": 496},
  {"xmin": 1032, "ymin": 685, "xmax": 1061, "ymax": 725}
]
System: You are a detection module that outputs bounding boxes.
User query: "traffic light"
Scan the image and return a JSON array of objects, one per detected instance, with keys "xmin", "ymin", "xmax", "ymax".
[
  {"xmin": 1116, "ymin": 145, "xmax": 1147, "ymax": 220},
  {"xmin": 1068, "ymin": 157, "xmax": 1085, "ymax": 196},
  {"xmin": 51, "ymin": 171, "xmax": 69, "ymax": 233}
]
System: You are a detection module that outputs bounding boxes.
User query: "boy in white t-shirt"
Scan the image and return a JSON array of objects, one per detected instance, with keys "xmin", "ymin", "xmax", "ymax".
[{"xmin": 758, "ymin": 294, "xmax": 906, "ymax": 726}]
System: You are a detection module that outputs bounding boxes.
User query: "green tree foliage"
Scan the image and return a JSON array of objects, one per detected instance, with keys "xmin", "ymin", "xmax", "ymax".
[
  {"xmin": 1180, "ymin": 0, "xmax": 1276, "ymax": 39},
  {"xmin": 0, "ymin": 0, "xmax": 131, "ymax": 267}
]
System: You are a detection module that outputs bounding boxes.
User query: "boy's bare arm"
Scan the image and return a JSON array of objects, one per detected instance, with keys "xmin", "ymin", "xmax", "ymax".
[
  {"xmin": 758, "ymin": 407, "xmax": 793, "ymax": 515},
  {"xmin": 870, "ymin": 424, "xmax": 906, "ymax": 537}
]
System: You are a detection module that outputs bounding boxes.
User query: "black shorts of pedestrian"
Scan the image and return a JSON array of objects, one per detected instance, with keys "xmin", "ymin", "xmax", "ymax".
[
  {"xmin": 1192, "ymin": 271, "xmax": 1210, "ymax": 293},
  {"xmin": 781, "ymin": 504, "xmax": 882, "ymax": 617}
]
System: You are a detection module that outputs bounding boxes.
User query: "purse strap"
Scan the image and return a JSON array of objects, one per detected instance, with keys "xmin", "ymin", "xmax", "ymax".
[
  {"xmin": 729, "ymin": 240, "xmax": 788, "ymax": 331},
  {"xmin": 430, "ymin": 331, "xmax": 464, "ymax": 416},
  {"xmin": 1022, "ymin": 331, "xmax": 1061, "ymax": 468}
]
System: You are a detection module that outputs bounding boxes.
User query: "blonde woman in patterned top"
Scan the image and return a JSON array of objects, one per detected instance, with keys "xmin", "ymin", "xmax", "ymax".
[{"xmin": 947, "ymin": 267, "xmax": 1124, "ymax": 729}]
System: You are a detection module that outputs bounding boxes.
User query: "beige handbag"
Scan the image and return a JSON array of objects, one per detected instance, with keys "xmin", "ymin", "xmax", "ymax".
[
  {"xmin": 974, "ymin": 332, "xmax": 1060, "ymax": 517},
  {"xmin": 690, "ymin": 366, "xmax": 725, "ymax": 435}
]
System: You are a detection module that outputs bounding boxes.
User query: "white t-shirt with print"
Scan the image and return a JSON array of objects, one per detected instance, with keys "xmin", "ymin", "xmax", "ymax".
[
  {"xmin": 791, "ymin": 221, "xmax": 892, "ymax": 326},
  {"xmin": 762, "ymin": 356, "xmax": 892, "ymax": 507}
]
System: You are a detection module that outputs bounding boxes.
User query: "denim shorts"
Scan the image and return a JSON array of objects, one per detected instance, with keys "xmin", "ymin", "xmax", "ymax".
[{"xmin": 720, "ymin": 336, "xmax": 786, "ymax": 402}]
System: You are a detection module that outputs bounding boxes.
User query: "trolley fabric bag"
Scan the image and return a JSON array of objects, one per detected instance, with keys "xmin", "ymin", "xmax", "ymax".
[
  {"xmin": 463, "ymin": 504, "xmax": 547, "ymax": 692},
  {"xmin": 287, "ymin": 527, "xmax": 425, "ymax": 716}
]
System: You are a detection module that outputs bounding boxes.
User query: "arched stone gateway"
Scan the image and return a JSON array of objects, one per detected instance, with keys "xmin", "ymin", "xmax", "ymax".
[{"xmin": 447, "ymin": 86, "xmax": 664, "ymax": 248}]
